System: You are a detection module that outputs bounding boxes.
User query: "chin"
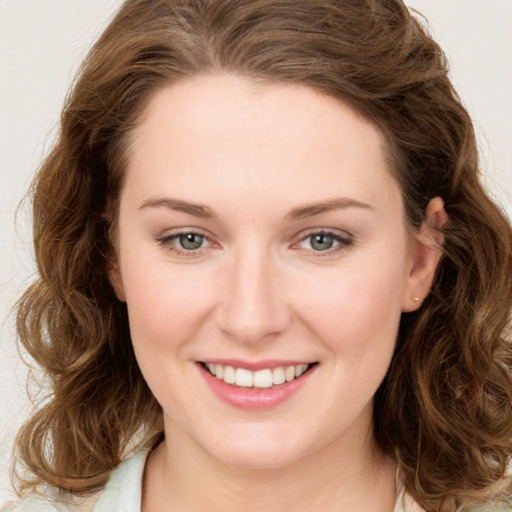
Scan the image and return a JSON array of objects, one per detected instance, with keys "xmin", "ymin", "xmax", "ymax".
[
  {"xmin": 211, "ymin": 446, "xmax": 306, "ymax": 470},
  {"xmin": 197, "ymin": 425, "xmax": 316, "ymax": 470}
]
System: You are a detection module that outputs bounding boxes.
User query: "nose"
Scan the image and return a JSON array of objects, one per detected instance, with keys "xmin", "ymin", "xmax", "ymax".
[{"xmin": 215, "ymin": 246, "xmax": 291, "ymax": 347}]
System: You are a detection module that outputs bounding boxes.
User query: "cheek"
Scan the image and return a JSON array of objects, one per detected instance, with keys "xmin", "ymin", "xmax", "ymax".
[
  {"xmin": 294, "ymin": 252, "xmax": 407, "ymax": 357},
  {"xmin": 120, "ymin": 258, "xmax": 216, "ymax": 357},
  {"xmin": 120, "ymin": 261, "xmax": 219, "ymax": 416}
]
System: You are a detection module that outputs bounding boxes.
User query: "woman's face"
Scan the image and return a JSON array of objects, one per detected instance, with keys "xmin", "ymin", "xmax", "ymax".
[{"xmin": 111, "ymin": 75, "xmax": 427, "ymax": 469}]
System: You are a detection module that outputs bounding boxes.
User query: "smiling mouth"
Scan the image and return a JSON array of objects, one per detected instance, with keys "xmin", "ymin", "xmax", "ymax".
[{"xmin": 200, "ymin": 362, "xmax": 317, "ymax": 389}]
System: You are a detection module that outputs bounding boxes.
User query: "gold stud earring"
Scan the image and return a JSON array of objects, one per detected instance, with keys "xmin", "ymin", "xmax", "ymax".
[{"xmin": 413, "ymin": 297, "xmax": 421, "ymax": 303}]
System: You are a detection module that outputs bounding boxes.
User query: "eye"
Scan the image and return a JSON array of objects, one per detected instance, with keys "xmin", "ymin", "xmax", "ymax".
[
  {"xmin": 156, "ymin": 230, "xmax": 212, "ymax": 255},
  {"xmin": 296, "ymin": 230, "xmax": 352, "ymax": 253},
  {"xmin": 178, "ymin": 233, "xmax": 206, "ymax": 250},
  {"xmin": 307, "ymin": 233, "xmax": 336, "ymax": 251}
]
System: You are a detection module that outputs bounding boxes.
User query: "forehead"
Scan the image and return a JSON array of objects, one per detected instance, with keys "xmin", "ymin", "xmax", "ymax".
[{"xmin": 124, "ymin": 74, "xmax": 400, "ymax": 214}]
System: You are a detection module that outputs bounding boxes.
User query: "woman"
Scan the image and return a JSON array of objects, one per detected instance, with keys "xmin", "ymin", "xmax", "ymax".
[{"xmin": 3, "ymin": 0, "xmax": 512, "ymax": 511}]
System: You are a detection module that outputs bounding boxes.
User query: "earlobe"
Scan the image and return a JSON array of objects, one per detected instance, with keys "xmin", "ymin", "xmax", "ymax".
[
  {"xmin": 107, "ymin": 251, "xmax": 126, "ymax": 302},
  {"xmin": 402, "ymin": 197, "xmax": 448, "ymax": 312}
]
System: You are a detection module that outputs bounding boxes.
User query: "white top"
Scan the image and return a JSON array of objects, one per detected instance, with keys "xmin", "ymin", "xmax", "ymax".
[
  {"xmin": 2, "ymin": 451, "xmax": 424, "ymax": 512},
  {"xmin": 0, "ymin": 451, "xmax": 146, "ymax": 512}
]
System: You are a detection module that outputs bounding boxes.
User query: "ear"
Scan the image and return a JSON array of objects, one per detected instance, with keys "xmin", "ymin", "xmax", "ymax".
[
  {"xmin": 107, "ymin": 250, "xmax": 126, "ymax": 302},
  {"xmin": 401, "ymin": 197, "xmax": 449, "ymax": 312}
]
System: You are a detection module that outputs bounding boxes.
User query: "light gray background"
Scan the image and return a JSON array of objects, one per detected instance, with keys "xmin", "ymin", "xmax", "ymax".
[{"xmin": 1, "ymin": 0, "xmax": 511, "ymax": 501}]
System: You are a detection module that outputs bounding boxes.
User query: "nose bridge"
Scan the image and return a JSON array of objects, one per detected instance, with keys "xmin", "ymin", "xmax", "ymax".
[{"xmin": 218, "ymin": 242, "xmax": 289, "ymax": 344}]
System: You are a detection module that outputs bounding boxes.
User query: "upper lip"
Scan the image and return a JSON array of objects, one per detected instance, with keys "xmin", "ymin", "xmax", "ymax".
[{"xmin": 199, "ymin": 359, "xmax": 316, "ymax": 371}]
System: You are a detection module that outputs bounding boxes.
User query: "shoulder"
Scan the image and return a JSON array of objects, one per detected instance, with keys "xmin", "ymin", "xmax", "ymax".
[
  {"xmin": 396, "ymin": 486, "xmax": 512, "ymax": 512},
  {"xmin": 1, "ymin": 450, "xmax": 149, "ymax": 512},
  {"xmin": 0, "ymin": 491, "xmax": 103, "ymax": 512},
  {"xmin": 394, "ymin": 491, "xmax": 426, "ymax": 512},
  {"xmin": 394, "ymin": 471, "xmax": 426, "ymax": 512},
  {"xmin": 1, "ymin": 495, "xmax": 62, "ymax": 512},
  {"xmin": 91, "ymin": 450, "xmax": 147, "ymax": 511}
]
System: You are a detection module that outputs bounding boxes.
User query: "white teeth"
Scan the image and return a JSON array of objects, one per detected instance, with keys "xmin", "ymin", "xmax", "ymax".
[
  {"xmin": 223, "ymin": 365, "xmax": 235, "ymax": 384},
  {"xmin": 295, "ymin": 364, "xmax": 308, "ymax": 377},
  {"xmin": 272, "ymin": 367, "xmax": 285, "ymax": 385},
  {"xmin": 235, "ymin": 368, "xmax": 253, "ymax": 387},
  {"xmin": 253, "ymin": 369, "xmax": 273, "ymax": 388},
  {"xmin": 285, "ymin": 366, "xmax": 295, "ymax": 382},
  {"xmin": 205, "ymin": 363, "xmax": 312, "ymax": 388}
]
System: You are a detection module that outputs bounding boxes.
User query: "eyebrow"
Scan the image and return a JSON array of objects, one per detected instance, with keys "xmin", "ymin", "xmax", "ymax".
[
  {"xmin": 139, "ymin": 197, "xmax": 215, "ymax": 218},
  {"xmin": 138, "ymin": 196, "xmax": 372, "ymax": 220},
  {"xmin": 285, "ymin": 197, "xmax": 373, "ymax": 220}
]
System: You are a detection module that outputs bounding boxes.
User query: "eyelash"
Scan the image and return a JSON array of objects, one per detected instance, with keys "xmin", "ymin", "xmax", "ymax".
[
  {"xmin": 155, "ymin": 229, "xmax": 353, "ymax": 258},
  {"xmin": 155, "ymin": 230, "xmax": 214, "ymax": 257},
  {"xmin": 293, "ymin": 229, "xmax": 353, "ymax": 257}
]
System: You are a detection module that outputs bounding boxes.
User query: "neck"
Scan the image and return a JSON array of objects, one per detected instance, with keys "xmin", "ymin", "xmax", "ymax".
[{"xmin": 142, "ymin": 419, "xmax": 397, "ymax": 512}]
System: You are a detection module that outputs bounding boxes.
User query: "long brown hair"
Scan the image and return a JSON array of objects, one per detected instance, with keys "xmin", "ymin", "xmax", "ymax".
[{"xmin": 13, "ymin": 1, "xmax": 512, "ymax": 510}]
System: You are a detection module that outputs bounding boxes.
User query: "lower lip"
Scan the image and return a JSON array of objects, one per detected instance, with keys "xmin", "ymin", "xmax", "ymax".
[{"xmin": 199, "ymin": 365, "xmax": 315, "ymax": 410}]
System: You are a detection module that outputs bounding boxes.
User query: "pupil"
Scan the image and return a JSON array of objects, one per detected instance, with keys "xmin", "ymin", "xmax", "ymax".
[
  {"xmin": 180, "ymin": 233, "xmax": 203, "ymax": 250},
  {"xmin": 311, "ymin": 234, "xmax": 333, "ymax": 251}
]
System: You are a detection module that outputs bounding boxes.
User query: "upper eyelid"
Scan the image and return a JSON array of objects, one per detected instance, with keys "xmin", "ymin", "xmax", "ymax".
[
  {"xmin": 155, "ymin": 227, "xmax": 353, "ymax": 248},
  {"xmin": 155, "ymin": 229, "xmax": 215, "ymax": 250},
  {"xmin": 293, "ymin": 227, "xmax": 353, "ymax": 243},
  {"xmin": 286, "ymin": 232, "xmax": 353, "ymax": 260},
  {"xmin": 157, "ymin": 227, "xmax": 214, "ymax": 240},
  {"xmin": 155, "ymin": 231, "xmax": 214, "ymax": 257}
]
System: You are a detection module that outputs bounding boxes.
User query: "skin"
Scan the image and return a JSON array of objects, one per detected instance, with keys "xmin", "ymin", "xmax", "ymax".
[{"xmin": 109, "ymin": 74, "xmax": 446, "ymax": 511}]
